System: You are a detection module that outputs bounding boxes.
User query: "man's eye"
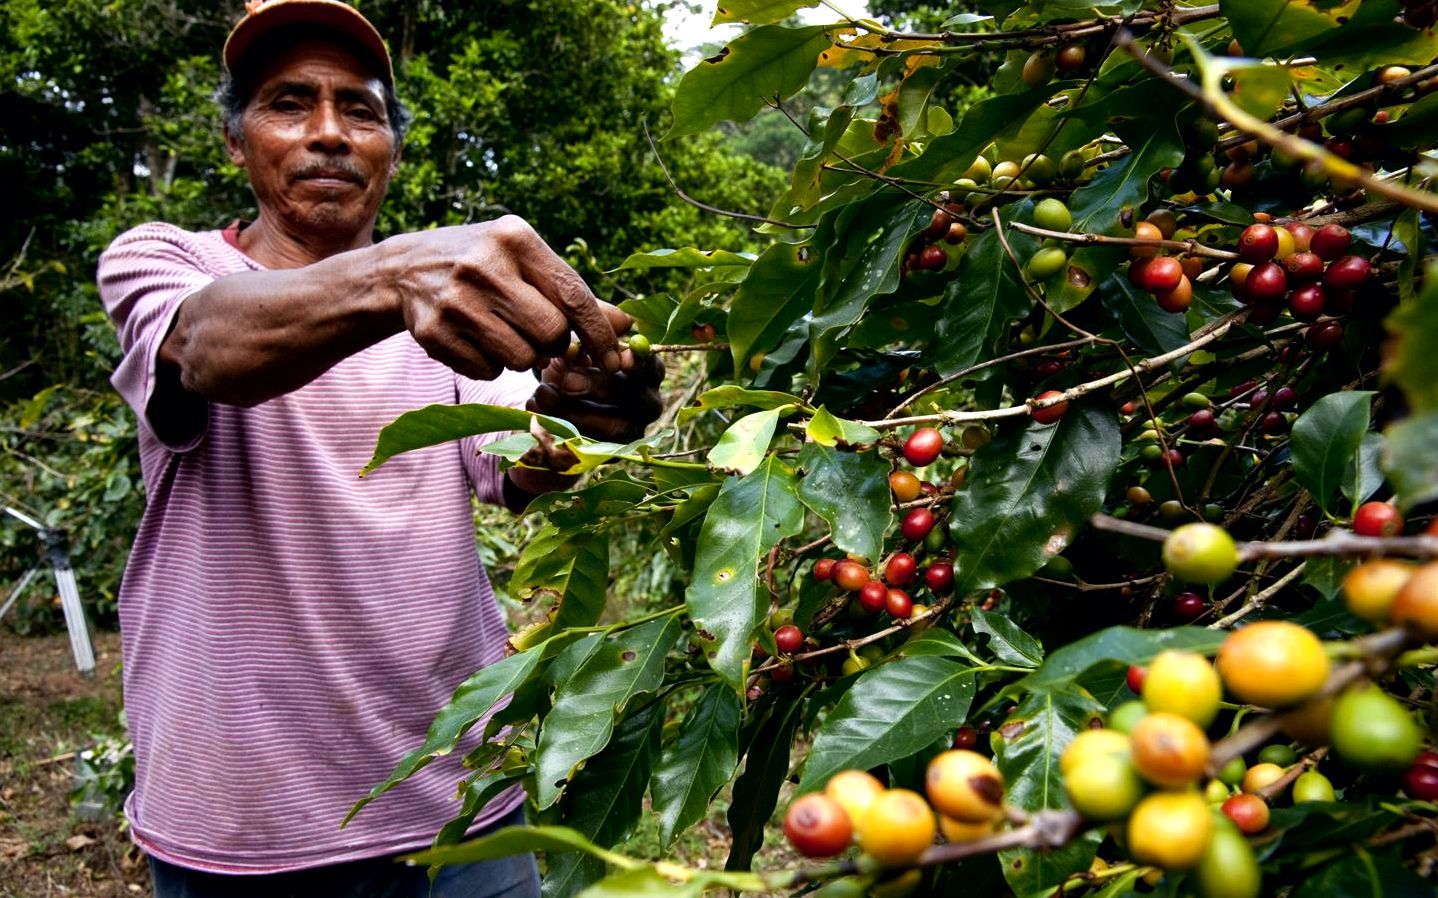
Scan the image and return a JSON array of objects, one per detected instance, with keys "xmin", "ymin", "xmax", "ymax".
[
  {"xmin": 348, "ymin": 106, "xmax": 380, "ymax": 122},
  {"xmin": 273, "ymin": 99, "xmax": 304, "ymax": 112}
]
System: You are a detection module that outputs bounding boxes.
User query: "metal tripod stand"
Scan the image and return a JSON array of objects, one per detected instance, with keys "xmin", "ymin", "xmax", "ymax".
[{"xmin": 1, "ymin": 505, "xmax": 96, "ymax": 675}]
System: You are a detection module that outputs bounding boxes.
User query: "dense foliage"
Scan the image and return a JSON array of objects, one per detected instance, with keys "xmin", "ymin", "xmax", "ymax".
[
  {"xmin": 0, "ymin": 0, "xmax": 781, "ymax": 628},
  {"xmin": 350, "ymin": 2, "xmax": 1438, "ymax": 896}
]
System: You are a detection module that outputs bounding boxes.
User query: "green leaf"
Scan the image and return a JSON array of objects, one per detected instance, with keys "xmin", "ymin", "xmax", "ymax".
[
  {"xmin": 650, "ymin": 685, "xmax": 742, "ymax": 846},
  {"xmin": 1304, "ymin": 557, "xmax": 1356, "ymax": 603},
  {"xmin": 535, "ymin": 614, "xmax": 682, "ymax": 809},
  {"xmin": 362, "ymin": 404, "xmax": 577, "ymax": 476},
  {"xmin": 512, "ymin": 528, "xmax": 609, "ymax": 633},
  {"xmin": 971, "ymin": 610, "xmax": 1044, "ymax": 668},
  {"xmin": 1018, "ymin": 627, "xmax": 1227, "ymax": 694},
  {"xmin": 806, "ymin": 406, "xmax": 880, "ymax": 448},
  {"xmin": 1107, "ymin": 276, "xmax": 1191, "ymax": 368},
  {"xmin": 577, "ymin": 868, "xmax": 716, "ymax": 898},
  {"xmin": 403, "ymin": 825, "xmax": 623, "ymax": 867},
  {"xmin": 1384, "ymin": 259, "xmax": 1438, "ymax": 413},
  {"xmin": 712, "ymin": 0, "xmax": 821, "ymax": 26},
  {"xmin": 947, "ymin": 404, "xmax": 1121, "ymax": 595},
  {"xmin": 1229, "ymin": 0, "xmax": 1438, "ymax": 69},
  {"xmin": 667, "ymin": 25, "xmax": 832, "ymax": 139},
  {"xmin": 809, "ymin": 194, "xmax": 929, "ymax": 375},
  {"xmin": 900, "ymin": 628, "xmax": 985, "ymax": 663},
  {"xmin": 1222, "ymin": 0, "xmax": 1349, "ymax": 58},
  {"xmin": 929, "ymin": 224, "xmax": 1037, "ymax": 377},
  {"xmin": 617, "ymin": 294, "xmax": 679, "ymax": 342},
  {"xmin": 1293, "ymin": 846, "xmax": 1435, "ymax": 898},
  {"xmin": 679, "ymin": 386, "xmax": 806, "ymax": 425},
  {"xmin": 708, "ymin": 406, "xmax": 793, "ymax": 475},
  {"xmin": 993, "ymin": 686, "xmax": 1103, "ymax": 896},
  {"xmin": 344, "ymin": 647, "xmax": 546, "ymax": 824},
  {"xmin": 431, "ymin": 771, "xmax": 527, "ymax": 849},
  {"xmin": 1342, "ymin": 432, "xmax": 1385, "ymax": 510},
  {"xmin": 614, "ymin": 247, "xmax": 755, "ymax": 271},
  {"xmin": 797, "ymin": 443, "xmax": 893, "ymax": 561},
  {"xmin": 1068, "ymin": 112, "xmax": 1185, "ymax": 237},
  {"xmin": 687, "ymin": 457, "xmax": 805, "ymax": 690},
  {"xmin": 726, "ymin": 700, "xmax": 802, "ymax": 871},
  {"xmin": 890, "ymin": 88, "xmax": 1057, "ymax": 183},
  {"xmin": 798, "ymin": 656, "xmax": 976, "ymax": 792},
  {"xmin": 1291, "ymin": 391, "xmax": 1375, "ymax": 517},
  {"xmin": 1382, "ymin": 411, "xmax": 1438, "ymax": 510},
  {"xmin": 727, "ymin": 241, "xmax": 823, "ymax": 372},
  {"xmin": 544, "ymin": 701, "xmax": 667, "ymax": 898}
]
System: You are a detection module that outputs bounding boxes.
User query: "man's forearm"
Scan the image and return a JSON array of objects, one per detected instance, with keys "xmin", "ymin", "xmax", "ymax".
[{"xmin": 158, "ymin": 242, "xmax": 403, "ymax": 407}]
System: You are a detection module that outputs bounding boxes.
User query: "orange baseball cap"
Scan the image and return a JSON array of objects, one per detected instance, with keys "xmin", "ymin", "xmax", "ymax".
[{"xmin": 223, "ymin": 0, "xmax": 394, "ymax": 84}]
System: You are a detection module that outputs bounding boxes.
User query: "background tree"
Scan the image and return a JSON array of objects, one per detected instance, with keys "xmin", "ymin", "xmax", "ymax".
[{"xmin": 0, "ymin": 0, "xmax": 782, "ymax": 628}]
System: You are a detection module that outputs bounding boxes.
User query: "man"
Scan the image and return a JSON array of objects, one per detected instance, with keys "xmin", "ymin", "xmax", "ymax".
[{"xmin": 95, "ymin": 2, "xmax": 661, "ymax": 895}]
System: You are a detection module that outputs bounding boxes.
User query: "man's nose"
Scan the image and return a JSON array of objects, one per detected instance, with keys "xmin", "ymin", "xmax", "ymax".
[{"xmin": 306, "ymin": 101, "xmax": 349, "ymax": 152}]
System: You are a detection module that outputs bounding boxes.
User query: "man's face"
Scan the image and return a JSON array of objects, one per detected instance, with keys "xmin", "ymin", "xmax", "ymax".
[{"xmin": 227, "ymin": 39, "xmax": 398, "ymax": 242}]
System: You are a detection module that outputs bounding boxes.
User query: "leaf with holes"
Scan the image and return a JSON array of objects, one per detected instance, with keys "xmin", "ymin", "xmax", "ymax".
[{"xmin": 686, "ymin": 457, "xmax": 805, "ymax": 690}]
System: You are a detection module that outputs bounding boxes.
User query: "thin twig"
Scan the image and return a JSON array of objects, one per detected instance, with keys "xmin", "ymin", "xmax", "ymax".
[{"xmin": 641, "ymin": 119, "xmax": 814, "ymax": 229}]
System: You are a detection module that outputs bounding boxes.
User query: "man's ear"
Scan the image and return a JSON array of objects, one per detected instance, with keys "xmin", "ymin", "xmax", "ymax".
[
  {"xmin": 389, "ymin": 144, "xmax": 403, "ymax": 178},
  {"xmin": 224, "ymin": 123, "xmax": 247, "ymax": 168}
]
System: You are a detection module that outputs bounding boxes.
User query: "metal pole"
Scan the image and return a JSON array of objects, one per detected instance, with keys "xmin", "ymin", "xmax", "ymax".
[
  {"xmin": 0, "ymin": 566, "xmax": 41, "ymax": 622},
  {"xmin": 43, "ymin": 530, "xmax": 95, "ymax": 676}
]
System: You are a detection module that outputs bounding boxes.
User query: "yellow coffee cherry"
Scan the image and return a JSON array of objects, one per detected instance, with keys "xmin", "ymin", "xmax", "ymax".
[
  {"xmin": 857, "ymin": 789, "xmax": 937, "ymax": 867},
  {"xmin": 925, "ymin": 750, "xmax": 1004, "ymax": 823},
  {"xmin": 1217, "ymin": 621, "xmax": 1330, "ymax": 708},
  {"xmin": 1127, "ymin": 791, "xmax": 1213, "ymax": 870},
  {"xmin": 1143, "ymin": 650, "xmax": 1222, "ymax": 727}
]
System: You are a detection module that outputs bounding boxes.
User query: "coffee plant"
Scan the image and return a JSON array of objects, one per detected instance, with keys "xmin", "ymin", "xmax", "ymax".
[{"xmin": 347, "ymin": 2, "xmax": 1438, "ymax": 896}]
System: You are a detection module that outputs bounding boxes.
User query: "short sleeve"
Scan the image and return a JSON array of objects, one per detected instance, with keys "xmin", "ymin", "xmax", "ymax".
[
  {"xmin": 97, "ymin": 224, "xmax": 218, "ymax": 452},
  {"xmin": 456, "ymin": 367, "xmax": 540, "ymax": 506}
]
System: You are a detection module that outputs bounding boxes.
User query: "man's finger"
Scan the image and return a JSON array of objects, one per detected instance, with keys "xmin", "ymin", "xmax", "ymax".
[{"xmin": 518, "ymin": 252, "xmax": 621, "ymax": 374}]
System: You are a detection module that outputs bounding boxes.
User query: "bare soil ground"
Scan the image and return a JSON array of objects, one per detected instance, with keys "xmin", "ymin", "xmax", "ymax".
[{"xmin": 0, "ymin": 629, "xmax": 150, "ymax": 898}]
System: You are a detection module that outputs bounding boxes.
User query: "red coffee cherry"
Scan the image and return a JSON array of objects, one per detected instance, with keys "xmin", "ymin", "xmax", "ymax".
[
  {"xmin": 902, "ymin": 507, "xmax": 937, "ymax": 541},
  {"xmin": 886, "ymin": 588, "xmax": 915, "ymax": 619},
  {"xmin": 1238, "ymin": 223, "xmax": 1280, "ymax": 262},
  {"xmin": 1353, "ymin": 502, "xmax": 1403, "ymax": 537},
  {"xmin": 904, "ymin": 427, "xmax": 945, "ymax": 467},
  {"xmin": 885, "ymin": 552, "xmax": 918, "ymax": 586},
  {"xmin": 833, "ymin": 560, "xmax": 871, "ymax": 591},
  {"xmin": 1324, "ymin": 255, "xmax": 1371, "ymax": 292},
  {"xmin": 775, "ymin": 625, "xmax": 804, "ymax": 654},
  {"xmin": 925, "ymin": 561, "xmax": 955, "ymax": 594},
  {"xmin": 1244, "ymin": 261, "xmax": 1289, "ymax": 304},
  {"xmin": 1288, "ymin": 284, "xmax": 1327, "ymax": 321},
  {"xmin": 1033, "ymin": 390, "xmax": 1069, "ymax": 425},
  {"xmin": 858, "ymin": 580, "xmax": 889, "ymax": 613},
  {"xmin": 814, "ymin": 558, "xmax": 837, "ymax": 581},
  {"xmin": 1285, "ymin": 252, "xmax": 1325, "ymax": 283},
  {"xmin": 1310, "ymin": 224, "xmax": 1352, "ymax": 261}
]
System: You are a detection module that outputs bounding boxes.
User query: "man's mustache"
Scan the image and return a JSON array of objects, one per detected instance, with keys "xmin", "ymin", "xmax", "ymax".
[{"xmin": 291, "ymin": 161, "xmax": 365, "ymax": 183}]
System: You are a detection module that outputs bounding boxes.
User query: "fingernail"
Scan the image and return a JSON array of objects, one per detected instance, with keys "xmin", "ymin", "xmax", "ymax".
[
  {"xmin": 603, "ymin": 349, "xmax": 622, "ymax": 373},
  {"xmin": 562, "ymin": 371, "xmax": 590, "ymax": 393}
]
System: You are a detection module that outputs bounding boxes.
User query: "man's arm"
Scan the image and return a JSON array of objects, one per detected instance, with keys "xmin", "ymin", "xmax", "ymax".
[{"xmin": 158, "ymin": 216, "xmax": 624, "ymax": 407}]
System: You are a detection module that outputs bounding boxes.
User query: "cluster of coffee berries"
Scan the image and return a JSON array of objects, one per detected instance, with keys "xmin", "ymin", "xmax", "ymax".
[
  {"xmin": 902, "ymin": 202, "xmax": 968, "ymax": 276},
  {"xmin": 783, "ymin": 751, "xmax": 1006, "ymax": 866},
  {"xmin": 951, "ymin": 144, "xmax": 1086, "ymax": 201},
  {"xmin": 1229, "ymin": 221, "xmax": 1367, "ymax": 347},
  {"xmin": 1127, "ymin": 209, "xmax": 1203, "ymax": 313},
  {"xmin": 1021, "ymin": 41, "xmax": 1089, "ymax": 88}
]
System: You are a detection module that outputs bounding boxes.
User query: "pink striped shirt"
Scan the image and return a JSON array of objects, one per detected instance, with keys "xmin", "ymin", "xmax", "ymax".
[{"xmin": 97, "ymin": 223, "xmax": 530, "ymax": 873}]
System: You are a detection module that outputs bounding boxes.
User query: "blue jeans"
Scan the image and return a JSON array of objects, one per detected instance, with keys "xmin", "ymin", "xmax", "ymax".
[{"xmin": 147, "ymin": 807, "xmax": 539, "ymax": 898}]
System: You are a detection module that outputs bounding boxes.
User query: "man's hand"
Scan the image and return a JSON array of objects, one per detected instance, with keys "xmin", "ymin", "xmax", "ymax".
[
  {"xmin": 526, "ymin": 338, "xmax": 665, "ymax": 444},
  {"xmin": 387, "ymin": 216, "xmax": 624, "ymax": 380}
]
